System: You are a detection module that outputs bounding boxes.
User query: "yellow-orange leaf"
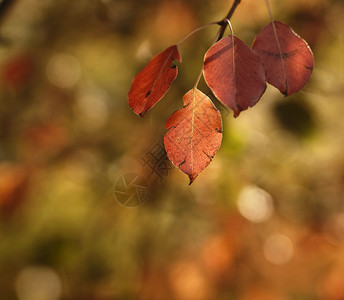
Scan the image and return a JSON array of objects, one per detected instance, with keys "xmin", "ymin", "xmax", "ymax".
[{"xmin": 164, "ymin": 88, "xmax": 222, "ymax": 184}]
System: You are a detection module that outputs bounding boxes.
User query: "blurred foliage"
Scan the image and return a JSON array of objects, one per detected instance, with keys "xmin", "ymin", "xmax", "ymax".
[{"xmin": 0, "ymin": 0, "xmax": 344, "ymax": 299}]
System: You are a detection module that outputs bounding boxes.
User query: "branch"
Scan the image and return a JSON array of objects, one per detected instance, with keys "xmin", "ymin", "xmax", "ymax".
[{"xmin": 216, "ymin": 0, "xmax": 241, "ymax": 41}]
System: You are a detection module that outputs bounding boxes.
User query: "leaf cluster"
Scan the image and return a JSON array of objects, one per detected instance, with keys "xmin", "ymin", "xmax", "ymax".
[{"xmin": 128, "ymin": 3, "xmax": 314, "ymax": 184}]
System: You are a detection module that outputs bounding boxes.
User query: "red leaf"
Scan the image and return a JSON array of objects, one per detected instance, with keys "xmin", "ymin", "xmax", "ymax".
[
  {"xmin": 203, "ymin": 36, "xmax": 266, "ymax": 118},
  {"xmin": 252, "ymin": 21, "xmax": 314, "ymax": 96},
  {"xmin": 128, "ymin": 45, "xmax": 181, "ymax": 117},
  {"xmin": 164, "ymin": 88, "xmax": 222, "ymax": 184}
]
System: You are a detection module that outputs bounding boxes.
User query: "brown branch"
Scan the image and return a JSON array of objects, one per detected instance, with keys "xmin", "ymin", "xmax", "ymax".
[{"xmin": 216, "ymin": 0, "xmax": 241, "ymax": 41}]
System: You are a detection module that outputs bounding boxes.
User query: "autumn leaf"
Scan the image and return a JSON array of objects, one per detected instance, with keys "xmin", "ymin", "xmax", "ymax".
[
  {"xmin": 203, "ymin": 35, "xmax": 266, "ymax": 118},
  {"xmin": 164, "ymin": 88, "xmax": 222, "ymax": 184},
  {"xmin": 128, "ymin": 45, "xmax": 181, "ymax": 117},
  {"xmin": 252, "ymin": 21, "xmax": 314, "ymax": 96}
]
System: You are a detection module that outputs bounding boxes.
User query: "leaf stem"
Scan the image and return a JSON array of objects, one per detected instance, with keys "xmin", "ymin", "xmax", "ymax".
[
  {"xmin": 264, "ymin": 0, "xmax": 280, "ymax": 52},
  {"xmin": 264, "ymin": 0, "xmax": 281, "ymax": 54},
  {"xmin": 177, "ymin": 21, "xmax": 219, "ymax": 46},
  {"xmin": 264, "ymin": 0, "xmax": 274, "ymax": 22},
  {"xmin": 193, "ymin": 27, "xmax": 222, "ymax": 89},
  {"xmin": 226, "ymin": 19, "xmax": 234, "ymax": 36},
  {"xmin": 264, "ymin": 0, "xmax": 287, "ymax": 89},
  {"xmin": 193, "ymin": 0, "xmax": 241, "ymax": 89}
]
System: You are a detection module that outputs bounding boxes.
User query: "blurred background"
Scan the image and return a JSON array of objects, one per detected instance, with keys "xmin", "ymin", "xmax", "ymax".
[{"xmin": 0, "ymin": 0, "xmax": 344, "ymax": 299}]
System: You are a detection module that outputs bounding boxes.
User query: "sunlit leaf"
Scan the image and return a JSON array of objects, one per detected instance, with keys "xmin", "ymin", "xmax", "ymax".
[
  {"xmin": 252, "ymin": 21, "xmax": 314, "ymax": 95},
  {"xmin": 164, "ymin": 88, "xmax": 222, "ymax": 184},
  {"xmin": 128, "ymin": 45, "xmax": 181, "ymax": 117},
  {"xmin": 203, "ymin": 36, "xmax": 266, "ymax": 117}
]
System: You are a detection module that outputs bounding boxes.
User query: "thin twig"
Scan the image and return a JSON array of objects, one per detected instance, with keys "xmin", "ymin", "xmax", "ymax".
[
  {"xmin": 216, "ymin": 0, "xmax": 241, "ymax": 42},
  {"xmin": 177, "ymin": 21, "xmax": 219, "ymax": 46},
  {"xmin": 224, "ymin": 0, "xmax": 242, "ymax": 21}
]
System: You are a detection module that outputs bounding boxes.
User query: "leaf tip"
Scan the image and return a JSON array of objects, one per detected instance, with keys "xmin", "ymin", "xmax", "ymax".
[
  {"xmin": 188, "ymin": 174, "xmax": 197, "ymax": 185},
  {"xmin": 233, "ymin": 109, "xmax": 240, "ymax": 118},
  {"xmin": 128, "ymin": 100, "xmax": 146, "ymax": 117}
]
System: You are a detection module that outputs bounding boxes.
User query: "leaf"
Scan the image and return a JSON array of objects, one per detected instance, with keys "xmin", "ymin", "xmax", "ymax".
[
  {"xmin": 128, "ymin": 45, "xmax": 181, "ymax": 117},
  {"xmin": 252, "ymin": 21, "xmax": 314, "ymax": 96},
  {"xmin": 164, "ymin": 88, "xmax": 222, "ymax": 184},
  {"xmin": 203, "ymin": 36, "xmax": 266, "ymax": 118}
]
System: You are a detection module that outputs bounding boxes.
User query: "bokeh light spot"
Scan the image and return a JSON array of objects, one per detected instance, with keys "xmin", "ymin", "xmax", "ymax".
[
  {"xmin": 237, "ymin": 185, "xmax": 274, "ymax": 223},
  {"xmin": 15, "ymin": 266, "xmax": 62, "ymax": 300},
  {"xmin": 263, "ymin": 234, "xmax": 294, "ymax": 265},
  {"xmin": 76, "ymin": 87, "xmax": 109, "ymax": 130},
  {"xmin": 47, "ymin": 53, "xmax": 81, "ymax": 89}
]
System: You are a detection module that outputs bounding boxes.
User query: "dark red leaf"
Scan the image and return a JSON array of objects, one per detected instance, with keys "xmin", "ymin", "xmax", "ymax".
[
  {"xmin": 203, "ymin": 36, "xmax": 266, "ymax": 117},
  {"xmin": 164, "ymin": 88, "xmax": 222, "ymax": 184},
  {"xmin": 128, "ymin": 45, "xmax": 181, "ymax": 117},
  {"xmin": 252, "ymin": 21, "xmax": 314, "ymax": 96}
]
